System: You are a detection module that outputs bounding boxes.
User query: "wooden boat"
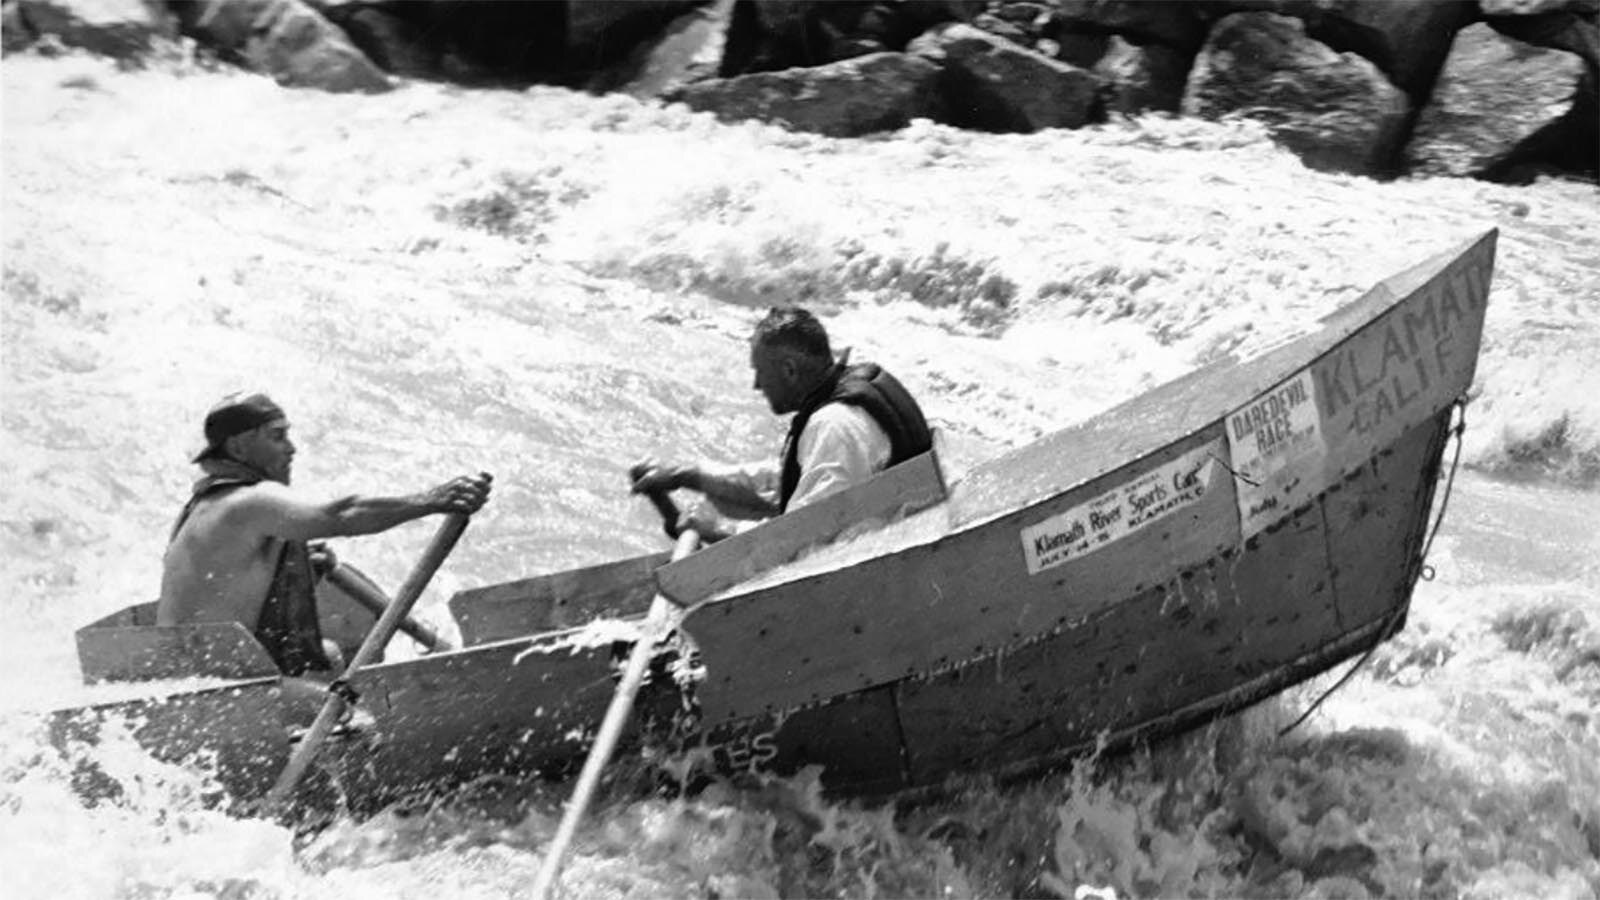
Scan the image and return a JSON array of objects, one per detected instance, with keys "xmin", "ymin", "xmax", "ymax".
[{"xmin": 48, "ymin": 230, "xmax": 1497, "ymax": 812}]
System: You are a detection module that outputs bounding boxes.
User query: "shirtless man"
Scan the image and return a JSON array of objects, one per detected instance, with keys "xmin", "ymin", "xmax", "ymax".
[
  {"xmin": 159, "ymin": 393, "xmax": 490, "ymax": 708},
  {"xmin": 629, "ymin": 306, "xmax": 931, "ymax": 542}
]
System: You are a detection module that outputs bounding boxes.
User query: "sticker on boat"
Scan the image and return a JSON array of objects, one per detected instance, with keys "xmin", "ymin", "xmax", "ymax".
[
  {"xmin": 1228, "ymin": 368, "xmax": 1326, "ymax": 535},
  {"xmin": 1021, "ymin": 439, "xmax": 1222, "ymax": 575}
]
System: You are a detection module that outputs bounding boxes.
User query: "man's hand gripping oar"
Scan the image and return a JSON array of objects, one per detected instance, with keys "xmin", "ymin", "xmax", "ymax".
[{"xmin": 628, "ymin": 462, "xmax": 685, "ymax": 538}]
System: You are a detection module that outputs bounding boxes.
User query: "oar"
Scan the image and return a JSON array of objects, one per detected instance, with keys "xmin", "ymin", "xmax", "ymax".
[
  {"xmin": 531, "ymin": 526, "xmax": 700, "ymax": 900},
  {"xmin": 262, "ymin": 513, "xmax": 471, "ymax": 814},
  {"xmin": 325, "ymin": 563, "xmax": 453, "ymax": 652}
]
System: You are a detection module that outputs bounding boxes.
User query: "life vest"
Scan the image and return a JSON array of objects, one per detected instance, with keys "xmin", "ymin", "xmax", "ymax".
[
  {"xmin": 778, "ymin": 362, "xmax": 933, "ymax": 512},
  {"xmin": 170, "ymin": 468, "xmax": 331, "ymax": 677}
]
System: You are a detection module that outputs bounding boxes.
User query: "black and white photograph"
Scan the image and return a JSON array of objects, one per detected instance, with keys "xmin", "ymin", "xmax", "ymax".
[{"xmin": 3, "ymin": 1, "xmax": 1597, "ymax": 897}]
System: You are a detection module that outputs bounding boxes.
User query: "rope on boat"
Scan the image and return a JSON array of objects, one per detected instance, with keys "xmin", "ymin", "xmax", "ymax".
[
  {"xmin": 1417, "ymin": 398, "xmax": 1469, "ymax": 583},
  {"xmin": 1277, "ymin": 397, "xmax": 1469, "ymax": 737}
]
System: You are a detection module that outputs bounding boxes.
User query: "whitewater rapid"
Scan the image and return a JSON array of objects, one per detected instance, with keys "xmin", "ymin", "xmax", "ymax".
[{"xmin": 3, "ymin": 51, "xmax": 1598, "ymax": 899}]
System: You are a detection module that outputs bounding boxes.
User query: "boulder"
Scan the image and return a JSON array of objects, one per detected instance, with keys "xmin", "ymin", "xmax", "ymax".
[
  {"xmin": 314, "ymin": 3, "xmax": 441, "ymax": 79},
  {"xmin": 1408, "ymin": 22, "xmax": 1588, "ymax": 178},
  {"xmin": 1093, "ymin": 34, "xmax": 1190, "ymax": 114},
  {"xmin": 588, "ymin": 0, "xmax": 736, "ymax": 96},
  {"xmin": 566, "ymin": 0, "xmax": 703, "ymax": 70},
  {"xmin": 1050, "ymin": 30, "xmax": 1111, "ymax": 68},
  {"xmin": 991, "ymin": 1, "xmax": 1052, "ymax": 28},
  {"xmin": 910, "ymin": 22, "xmax": 1099, "ymax": 131},
  {"xmin": 1050, "ymin": 0, "xmax": 1215, "ymax": 51},
  {"xmin": 970, "ymin": 10, "xmax": 1031, "ymax": 46},
  {"xmin": 176, "ymin": 0, "xmax": 391, "ymax": 92},
  {"xmin": 1218, "ymin": 0, "xmax": 1479, "ymax": 101},
  {"xmin": 15, "ymin": 0, "xmax": 174, "ymax": 58},
  {"xmin": 1482, "ymin": 0, "xmax": 1600, "ymax": 64},
  {"xmin": 3, "ymin": 0, "xmax": 38, "ymax": 53},
  {"xmin": 311, "ymin": 0, "xmax": 564, "ymax": 83},
  {"xmin": 1480, "ymin": 0, "xmax": 1596, "ymax": 14},
  {"xmin": 719, "ymin": 0, "xmax": 979, "ymax": 75},
  {"xmin": 1184, "ymin": 12, "xmax": 1411, "ymax": 176},
  {"xmin": 667, "ymin": 50, "xmax": 942, "ymax": 137}
]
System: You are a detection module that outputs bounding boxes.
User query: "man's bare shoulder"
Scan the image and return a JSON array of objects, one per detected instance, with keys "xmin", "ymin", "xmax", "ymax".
[
  {"xmin": 202, "ymin": 478, "xmax": 289, "ymax": 508},
  {"xmin": 204, "ymin": 480, "xmax": 313, "ymax": 527}
]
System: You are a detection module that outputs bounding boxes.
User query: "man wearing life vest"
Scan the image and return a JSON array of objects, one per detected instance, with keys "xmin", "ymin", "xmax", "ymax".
[
  {"xmin": 630, "ymin": 306, "xmax": 932, "ymax": 542},
  {"xmin": 159, "ymin": 393, "xmax": 490, "ymax": 708}
]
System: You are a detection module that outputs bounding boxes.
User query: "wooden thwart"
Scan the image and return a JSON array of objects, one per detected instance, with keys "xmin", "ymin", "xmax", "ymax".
[
  {"xmin": 656, "ymin": 450, "xmax": 948, "ymax": 605},
  {"xmin": 448, "ymin": 551, "xmax": 670, "ymax": 646}
]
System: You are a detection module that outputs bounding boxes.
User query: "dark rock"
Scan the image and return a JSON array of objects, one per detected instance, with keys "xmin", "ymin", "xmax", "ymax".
[
  {"xmin": 719, "ymin": 0, "xmax": 980, "ymax": 75},
  {"xmin": 566, "ymin": 0, "xmax": 703, "ymax": 71},
  {"xmin": 1185, "ymin": 11, "xmax": 1410, "ymax": 176},
  {"xmin": 1052, "ymin": 0, "xmax": 1215, "ymax": 51},
  {"xmin": 311, "ymin": 0, "xmax": 564, "ymax": 84},
  {"xmin": 323, "ymin": 4, "xmax": 440, "ymax": 78},
  {"xmin": 992, "ymin": 1, "xmax": 1050, "ymax": 27},
  {"xmin": 1481, "ymin": 56, "xmax": 1596, "ymax": 181},
  {"xmin": 176, "ymin": 0, "xmax": 391, "ymax": 92},
  {"xmin": 588, "ymin": 0, "xmax": 735, "ymax": 97},
  {"xmin": 1093, "ymin": 34, "xmax": 1190, "ymax": 114},
  {"xmin": 1051, "ymin": 30, "xmax": 1110, "ymax": 68},
  {"xmin": 1483, "ymin": 0, "xmax": 1600, "ymax": 65},
  {"xmin": 1480, "ymin": 0, "xmax": 1597, "ymax": 15},
  {"xmin": 1409, "ymin": 22, "xmax": 1587, "ymax": 178},
  {"xmin": 3, "ymin": 0, "xmax": 38, "ymax": 53},
  {"xmin": 668, "ymin": 50, "xmax": 942, "ymax": 137},
  {"xmin": 910, "ymin": 22, "xmax": 1099, "ymax": 131},
  {"xmin": 1218, "ymin": 0, "xmax": 1479, "ymax": 102},
  {"xmin": 971, "ymin": 11, "xmax": 1030, "ymax": 45},
  {"xmin": 16, "ymin": 0, "xmax": 174, "ymax": 58}
]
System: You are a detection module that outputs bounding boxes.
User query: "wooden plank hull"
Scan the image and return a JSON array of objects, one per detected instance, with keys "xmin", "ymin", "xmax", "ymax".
[
  {"xmin": 49, "ymin": 232, "xmax": 1494, "ymax": 812},
  {"xmin": 449, "ymin": 551, "xmax": 670, "ymax": 645},
  {"xmin": 336, "ymin": 631, "xmax": 639, "ymax": 811},
  {"xmin": 49, "ymin": 678, "xmax": 291, "ymax": 804},
  {"xmin": 677, "ymin": 406, "xmax": 1448, "ymax": 794}
]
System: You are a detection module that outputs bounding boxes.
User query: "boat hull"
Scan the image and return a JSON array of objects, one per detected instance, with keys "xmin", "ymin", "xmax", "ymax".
[
  {"xmin": 47, "ymin": 231, "xmax": 1494, "ymax": 813},
  {"xmin": 689, "ymin": 405, "xmax": 1450, "ymax": 794}
]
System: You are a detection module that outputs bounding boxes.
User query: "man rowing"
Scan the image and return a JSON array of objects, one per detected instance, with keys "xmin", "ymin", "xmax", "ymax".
[
  {"xmin": 159, "ymin": 393, "xmax": 490, "ymax": 713},
  {"xmin": 629, "ymin": 306, "xmax": 932, "ymax": 542}
]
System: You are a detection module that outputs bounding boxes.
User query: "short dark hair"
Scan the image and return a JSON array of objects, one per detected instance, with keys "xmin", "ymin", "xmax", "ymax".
[{"xmin": 752, "ymin": 306, "xmax": 831, "ymax": 362}]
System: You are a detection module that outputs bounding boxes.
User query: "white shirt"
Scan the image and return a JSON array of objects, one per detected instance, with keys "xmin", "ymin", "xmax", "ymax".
[
  {"xmin": 786, "ymin": 403, "xmax": 894, "ymax": 510},
  {"xmin": 703, "ymin": 403, "xmax": 894, "ymax": 521}
]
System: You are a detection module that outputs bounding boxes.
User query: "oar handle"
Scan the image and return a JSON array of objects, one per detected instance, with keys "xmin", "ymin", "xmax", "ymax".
[
  {"xmin": 326, "ymin": 563, "xmax": 454, "ymax": 653},
  {"xmin": 643, "ymin": 489, "xmax": 682, "ymax": 539},
  {"xmin": 263, "ymin": 513, "xmax": 470, "ymax": 813},
  {"xmin": 531, "ymin": 528, "xmax": 700, "ymax": 900}
]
